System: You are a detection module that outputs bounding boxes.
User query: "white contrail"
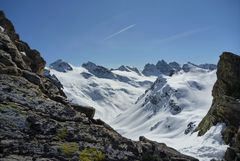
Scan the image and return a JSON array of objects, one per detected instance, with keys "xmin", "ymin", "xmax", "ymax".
[
  {"xmin": 157, "ymin": 27, "xmax": 211, "ymax": 44},
  {"xmin": 104, "ymin": 24, "xmax": 136, "ymax": 40}
]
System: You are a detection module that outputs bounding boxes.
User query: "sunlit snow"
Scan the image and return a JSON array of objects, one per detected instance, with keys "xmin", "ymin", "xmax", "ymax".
[{"xmin": 49, "ymin": 64, "xmax": 228, "ymax": 161}]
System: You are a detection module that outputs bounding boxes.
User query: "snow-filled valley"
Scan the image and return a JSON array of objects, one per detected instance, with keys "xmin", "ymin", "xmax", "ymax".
[{"xmin": 47, "ymin": 60, "xmax": 228, "ymax": 161}]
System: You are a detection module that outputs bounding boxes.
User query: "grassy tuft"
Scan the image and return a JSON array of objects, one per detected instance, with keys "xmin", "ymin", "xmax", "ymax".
[{"xmin": 80, "ymin": 148, "xmax": 105, "ymax": 161}]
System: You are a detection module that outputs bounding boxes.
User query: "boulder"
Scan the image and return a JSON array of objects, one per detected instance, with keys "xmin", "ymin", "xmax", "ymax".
[{"xmin": 71, "ymin": 103, "xmax": 95, "ymax": 119}]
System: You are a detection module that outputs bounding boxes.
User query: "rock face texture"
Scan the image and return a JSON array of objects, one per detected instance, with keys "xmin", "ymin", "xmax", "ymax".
[
  {"xmin": 196, "ymin": 52, "xmax": 240, "ymax": 161},
  {"xmin": 0, "ymin": 11, "xmax": 198, "ymax": 161},
  {"xmin": 0, "ymin": 11, "xmax": 46, "ymax": 75}
]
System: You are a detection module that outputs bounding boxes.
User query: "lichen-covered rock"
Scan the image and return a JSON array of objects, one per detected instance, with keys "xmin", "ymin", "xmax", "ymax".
[
  {"xmin": 196, "ymin": 52, "xmax": 240, "ymax": 161},
  {"xmin": 0, "ymin": 11, "xmax": 198, "ymax": 161}
]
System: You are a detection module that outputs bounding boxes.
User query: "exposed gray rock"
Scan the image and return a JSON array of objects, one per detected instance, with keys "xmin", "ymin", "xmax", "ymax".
[
  {"xmin": 82, "ymin": 61, "xmax": 115, "ymax": 79},
  {"xmin": 82, "ymin": 62, "xmax": 132, "ymax": 84},
  {"xmin": 169, "ymin": 61, "xmax": 181, "ymax": 72},
  {"xmin": 71, "ymin": 103, "xmax": 95, "ymax": 119},
  {"xmin": 142, "ymin": 63, "xmax": 161, "ymax": 76},
  {"xmin": 143, "ymin": 60, "xmax": 179, "ymax": 76},
  {"xmin": 44, "ymin": 69, "xmax": 64, "ymax": 89},
  {"xmin": 156, "ymin": 60, "xmax": 175, "ymax": 76}
]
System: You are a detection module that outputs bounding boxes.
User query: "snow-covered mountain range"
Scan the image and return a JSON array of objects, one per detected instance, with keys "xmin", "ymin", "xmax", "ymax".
[
  {"xmin": 47, "ymin": 59, "xmax": 227, "ymax": 161},
  {"xmin": 48, "ymin": 60, "xmax": 156, "ymax": 122}
]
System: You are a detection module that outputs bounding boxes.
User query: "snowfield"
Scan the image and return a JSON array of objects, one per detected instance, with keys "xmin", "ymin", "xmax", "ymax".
[
  {"xmin": 49, "ymin": 61, "xmax": 228, "ymax": 161},
  {"xmin": 49, "ymin": 65, "xmax": 156, "ymax": 123}
]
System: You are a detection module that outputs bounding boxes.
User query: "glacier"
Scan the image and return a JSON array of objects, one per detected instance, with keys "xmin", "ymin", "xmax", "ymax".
[{"xmin": 48, "ymin": 60, "xmax": 228, "ymax": 161}]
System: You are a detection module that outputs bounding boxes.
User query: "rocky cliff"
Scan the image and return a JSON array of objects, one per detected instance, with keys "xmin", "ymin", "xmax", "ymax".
[
  {"xmin": 0, "ymin": 11, "xmax": 198, "ymax": 161},
  {"xmin": 196, "ymin": 52, "xmax": 240, "ymax": 161}
]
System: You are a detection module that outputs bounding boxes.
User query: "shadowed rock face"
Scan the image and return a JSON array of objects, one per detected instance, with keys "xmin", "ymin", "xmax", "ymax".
[
  {"xmin": 0, "ymin": 11, "xmax": 198, "ymax": 161},
  {"xmin": 196, "ymin": 52, "xmax": 240, "ymax": 161}
]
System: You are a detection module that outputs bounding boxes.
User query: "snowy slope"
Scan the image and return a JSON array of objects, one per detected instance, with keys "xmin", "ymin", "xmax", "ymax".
[
  {"xmin": 49, "ymin": 63, "xmax": 156, "ymax": 123},
  {"xmin": 48, "ymin": 60, "xmax": 227, "ymax": 161},
  {"xmin": 111, "ymin": 67, "xmax": 228, "ymax": 161}
]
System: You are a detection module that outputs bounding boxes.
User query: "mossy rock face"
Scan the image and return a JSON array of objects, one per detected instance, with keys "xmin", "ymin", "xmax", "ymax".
[
  {"xmin": 0, "ymin": 102, "xmax": 26, "ymax": 115},
  {"xmin": 196, "ymin": 52, "xmax": 240, "ymax": 137},
  {"xmin": 196, "ymin": 52, "xmax": 240, "ymax": 160},
  {"xmin": 60, "ymin": 142, "xmax": 79, "ymax": 158},
  {"xmin": 213, "ymin": 52, "xmax": 240, "ymax": 99},
  {"xmin": 195, "ymin": 114, "xmax": 215, "ymax": 136},
  {"xmin": 57, "ymin": 127, "xmax": 68, "ymax": 140},
  {"xmin": 197, "ymin": 95, "xmax": 240, "ymax": 137},
  {"xmin": 79, "ymin": 148, "xmax": 105, "ymax": 161}
]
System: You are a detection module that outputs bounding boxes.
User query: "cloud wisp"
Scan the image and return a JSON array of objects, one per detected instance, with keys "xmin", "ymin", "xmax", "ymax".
[
  {"xmin": 104, "ymin": 24, "xmax": 136, "ymax": 40},
  {"xmin": 156, "ymin": 26, "xmax": 211, "ymax": 44}
]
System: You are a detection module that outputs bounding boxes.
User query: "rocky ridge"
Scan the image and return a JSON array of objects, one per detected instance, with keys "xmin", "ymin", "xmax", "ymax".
[
  {"xmin": 49, "ymin": 59, "xmax": 73, "ymax": 73},
  {"xmin": 142, "ymin": 60, "xmax": 216, "ymax": 76},
  {"xmin": 196, "ymin": 52, "xmax": 240, "ymax": 161},
  {"xmin": 0, "ymin": 11, "xmax": 198, "ymax": 161}
]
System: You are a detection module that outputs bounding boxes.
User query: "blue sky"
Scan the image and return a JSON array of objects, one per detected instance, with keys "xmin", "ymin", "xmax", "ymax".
[{"xmin": 1, "ymin": 0, "xmax": 240, "ymax": 68}]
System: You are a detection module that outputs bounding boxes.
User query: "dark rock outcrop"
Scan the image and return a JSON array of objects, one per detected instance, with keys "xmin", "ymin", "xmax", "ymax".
[
  {"xmin": 156, "ymin": 60, "xmax": 175, "ymax": 76},
  {"xmin": 142, "ymin": 63, "xmax": 161, "ymax": 76},
  {"xmin": 169, "ymin": 61, "xmax": 181, "ymax": 72},
  {"xmin": 44, "ymin": 69, "xmax": 64, "ymax": 89},
  {"xmin": 0, "ymin": 11, "xmax": 46, "ymax": 75},
  {"xmin": 71, "ymin": 103, "xmax": 95, "ymax": 119},
  {"xmin": 0, "ymin": 11, "xmax": 198, "ymax": 161},
  {"xmin": 142, "ymin": 60, "xmax": 176, "ymax": 76},
  {"xmin": 82, "ymin": 61, "xmax": 132, "ymax": 84},
  {"xmin": 82, "ymin": 61, "xmax": 116, "ymax": 79},
  {"xmin": 196, "ymin": 52, "xmax": 240, "ymax": 161}
]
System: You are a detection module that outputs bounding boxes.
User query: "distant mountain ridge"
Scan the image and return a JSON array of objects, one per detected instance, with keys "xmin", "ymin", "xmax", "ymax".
[
  {"xmin": 49, "ymin": 58, "xmax": 217, "ymax": 77},
  {"xmin": 142, "ymin": 60, "xmax": 216, "ymax": 76}
]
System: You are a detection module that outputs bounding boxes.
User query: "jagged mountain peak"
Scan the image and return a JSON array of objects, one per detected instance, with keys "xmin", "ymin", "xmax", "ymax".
[
  {"xmin": 49, "ymin": 59, "xmax": 73, "ymax": 72},
  {"xmin": 169, "ymin": 61, "xmax": 181, "ymax": 71},
  {"xmin": 142, "ymin": 60, "xmax": 181, "ymax": 76},
  {"xmin": 82, "ymin": 61, "xmax": 115, "ymax": 79},
  {"xmin": 116, "ymin": 65, "xmax": 141, "ymax": 75}
]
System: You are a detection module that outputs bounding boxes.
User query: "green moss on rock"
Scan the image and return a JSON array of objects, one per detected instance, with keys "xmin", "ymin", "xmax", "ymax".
[
  {"xmin": 60, "ymin": 142, "xmax": 79, "ymax": 158},
  {"xmin": 57, "ymin": 127, "xmax": 68, "ymax": 140},
  {"xmin": 0, "ymin": 102, "xmax": 26, "ymax": 115},
  {"xmin": 79, "ymin": 148, "xmax": 105, "ymax": 161}
]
